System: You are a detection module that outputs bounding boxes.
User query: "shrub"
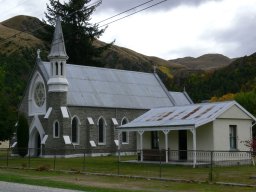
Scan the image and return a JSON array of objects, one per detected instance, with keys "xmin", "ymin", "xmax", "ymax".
[{"xmin": 17, "ymin": 113, "xmax": 29, "ymax": 157}]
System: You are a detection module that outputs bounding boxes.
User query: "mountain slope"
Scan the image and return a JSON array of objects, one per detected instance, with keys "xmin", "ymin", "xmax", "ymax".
[
  {"xmin": 174, "ymin": 53, "xmax": 256, "ymax": 102},
  {"xmin": 169, "ymin": 53, "xmax": 232, "ymax": 71},
  {"xmin": 0, "ymin": 23, "xmax": 44, "ymax": 54},
  {"xmin": 94, "ymin": 40, "xmax": 184, "ymax": 73},
  {"xmin": 2, "ymin": 15, "xmax": 47, "ymax": 38}
]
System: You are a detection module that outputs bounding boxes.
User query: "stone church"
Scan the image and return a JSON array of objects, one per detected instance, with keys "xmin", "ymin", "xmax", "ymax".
[{"xmin": 18, "ymin": 17, "xmax": 193, "ymax": 157}]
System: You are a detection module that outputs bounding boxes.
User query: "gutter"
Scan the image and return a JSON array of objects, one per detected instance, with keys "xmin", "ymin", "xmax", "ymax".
[{"xmin": 153, "ymin": 72, "xmax": 176, "ymax": 106}]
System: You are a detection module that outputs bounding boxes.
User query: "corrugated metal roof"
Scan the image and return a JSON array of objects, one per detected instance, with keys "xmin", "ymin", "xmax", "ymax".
[
  {"xmin": 119, "ymin": 101, "xmax": 255, "ymax": 129},
  {"xmin": 169, "ymin": 91, "xmax": 193, "ymax": 105},
  {"xmin": 42, "ymin": 62, "xmax": 174, "ymax": 109}
]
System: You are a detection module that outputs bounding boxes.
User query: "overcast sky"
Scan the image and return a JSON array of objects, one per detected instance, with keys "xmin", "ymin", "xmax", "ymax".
[{"xmin": 0, "ymin": 0, "xmax": 256, "ymax": 59}]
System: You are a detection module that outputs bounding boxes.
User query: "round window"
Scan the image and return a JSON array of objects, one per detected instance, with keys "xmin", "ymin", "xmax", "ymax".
[{"xmin": 34, "ymin": 82, "xmax": 46, "ymax": 107}]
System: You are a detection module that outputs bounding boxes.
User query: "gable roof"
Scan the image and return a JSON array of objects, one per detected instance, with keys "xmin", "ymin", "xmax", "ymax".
[
  {"xmin": 40, "ymin": 61, "xmax": 174, "ymax": 109},
  {"xmin": 118, "ymin": 101, "xmax": 256, "ymax": 130},
  {"xmin": 169, "ymin": 91, "xmax": 193, "ymax": 106}
]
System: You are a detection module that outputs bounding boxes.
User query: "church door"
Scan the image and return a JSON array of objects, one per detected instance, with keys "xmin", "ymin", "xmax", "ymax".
[{"xmin": 29, "ymin": 128, "xmax": 41, "ymax": 157}]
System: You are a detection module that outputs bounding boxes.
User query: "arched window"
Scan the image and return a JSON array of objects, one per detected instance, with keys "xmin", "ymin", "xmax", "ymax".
[
  {"xmin": 55, "ymin": 62, "xmax": 58, "ymax": 75},
  {"xmin": 53, "ymin": 121, "xmax": 60, "ymax": 138},
  {"xmin": 98, "ymin": 118, "xmax": 106, "ymax": 144},
  {"xmin": 60, "ymin": 62, "xmax": 63, "ymax": 76},
  {"xmin": 71, "ymin": 117, "xmax": 79, "ymax": 144},
  {"xmin": 121, "ymin": 118, "xmax": 129, "ymax": 144},
  {"xmin": 51, "ymin": 62, "xmax": 54, "ymax": 76}
]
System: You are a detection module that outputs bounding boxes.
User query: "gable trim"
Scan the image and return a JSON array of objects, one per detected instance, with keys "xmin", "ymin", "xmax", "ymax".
[{"xmin": 195, "ymin": 101, "xmax": 256, "ymax": 128}]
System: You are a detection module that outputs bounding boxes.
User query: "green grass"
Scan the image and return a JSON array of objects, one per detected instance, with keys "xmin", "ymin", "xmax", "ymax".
[
  {"xmin": 0, "ymin": 168, "xmax": 255, "ymax": 192},
  {"xmin": 0, "ymin": 169, "xmax": 130, "ymax": 192},
  {"xmin": 2, "ymin": 153, "xmax": 256, "ymax": 186}
]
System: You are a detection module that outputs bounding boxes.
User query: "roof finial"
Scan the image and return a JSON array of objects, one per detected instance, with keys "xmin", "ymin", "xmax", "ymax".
[
  {"xmin": 153, "ymin": 64, "xmax": 157, "ymax": 73},
  {"xmin": 183, "ymin": 86, "xmax": 186, "ymax": 92},
  {"xmin": 37, "ymin": 49, "xmax": 41, "ymax": 59}
]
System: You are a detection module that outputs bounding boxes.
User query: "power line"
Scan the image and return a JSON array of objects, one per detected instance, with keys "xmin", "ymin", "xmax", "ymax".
[
  {"xmin": 96, "ymin": 0, "xmax": 154, "ymax": 24},
  {"xmin": 99, "ymin": 0, "xmax": 167, "ymax": 28}
]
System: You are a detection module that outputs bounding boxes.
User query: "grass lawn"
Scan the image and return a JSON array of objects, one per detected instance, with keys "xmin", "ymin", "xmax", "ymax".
[
  {"xmin": 1, "ymin": 154, "xmax": 256, "ymax": 189},
  {"xmin": 0, "ymin": 168, "xmax": 255, "ymax": 192}
]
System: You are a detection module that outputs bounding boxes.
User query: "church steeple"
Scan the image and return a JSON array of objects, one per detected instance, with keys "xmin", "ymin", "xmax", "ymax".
[
  {"xmin": 48, "ymin": 16, "xmax": 68, "ymax": 60},
  {"xmin": 47, "ymin": 16, "xmax": 69, "ymax": 93}
]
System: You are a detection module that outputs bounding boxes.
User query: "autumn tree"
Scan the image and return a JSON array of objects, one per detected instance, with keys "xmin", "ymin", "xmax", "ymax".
[{"xmin": 44, "ymin": 0, "xmax": 112, "ymax": 67}]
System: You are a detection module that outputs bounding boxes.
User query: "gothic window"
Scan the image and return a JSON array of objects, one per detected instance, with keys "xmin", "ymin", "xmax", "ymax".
[
  {"xmin": 72, "ymin": 117, "xmax": 79, "ymax": 144},
  {"xmin": 121, "ymin": 118, "xmax": 129, "ymax": 144},
  {"xmin": 29, "ymin": 72, "xmax": 46, "ymax": 116},
  {"xmin": 51, "ymin": 62, "xmax": 54, "ymax": 76},
  {"xmin": 55, "ymin": 62, "xmax": 58, "ymax": 75},
  {"xmin": 34, "ymin": 82, "xmax": 46, "ymax": 107},
  {"xmin": 98, "ymin": 118, "xmax": 106, "ymax": 144},
  {"xmin": 53, "ymin": 121, "xmax": 60, "ymax": 138},
  {"xmin": 60, "ymin": 62, "xmax": 63, "ymax": 76}
]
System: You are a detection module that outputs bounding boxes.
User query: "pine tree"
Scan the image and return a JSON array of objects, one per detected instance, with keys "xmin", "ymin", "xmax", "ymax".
[{"xmin": 44, "ymin": 0, "xmax": 112, "ymax": 67}]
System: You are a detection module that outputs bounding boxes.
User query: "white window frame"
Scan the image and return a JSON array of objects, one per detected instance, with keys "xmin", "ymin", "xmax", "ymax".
[
  {"xmin": 98, "ymin": 116, "xmax": 107, "ymax": 145},
  {"xmin": 71, "ymin": 116, "xmax": 80, "ymax": 145},
  {"xmin": 229, "ymin": 125, "xmax": 237, "ymax": 150},
  {"xmin": 121, "ymin": 117, "xmax": 129, "ymax": 144},
  {"xmin": 53, "ymin": 120, "xmax": 60, "ymax": 138}
]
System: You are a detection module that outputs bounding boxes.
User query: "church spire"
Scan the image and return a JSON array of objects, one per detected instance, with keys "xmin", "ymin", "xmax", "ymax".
[
  {"xmin": 47, "ymin": 16, "xmax": 69, "ymax": 93},
  {"xmin": 48, "ymin": 16, "xmax": 68, "ymax": 60}
]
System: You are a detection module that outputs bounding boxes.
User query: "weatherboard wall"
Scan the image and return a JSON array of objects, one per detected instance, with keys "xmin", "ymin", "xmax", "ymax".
[{"xmin": 213, "ymin": 118, "xmax": 251, "ymax": 151}]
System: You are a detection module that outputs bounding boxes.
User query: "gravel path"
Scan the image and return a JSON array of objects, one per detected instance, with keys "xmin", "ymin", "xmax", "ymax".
[{"xmin": 0, "ymin": 181, "xmax": 86, "ymax": 192}]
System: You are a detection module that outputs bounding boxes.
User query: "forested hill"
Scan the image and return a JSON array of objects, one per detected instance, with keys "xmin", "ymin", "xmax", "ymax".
[{"xmin": 173, "ymin": 53, "xmax": 256, "ymax": 103}]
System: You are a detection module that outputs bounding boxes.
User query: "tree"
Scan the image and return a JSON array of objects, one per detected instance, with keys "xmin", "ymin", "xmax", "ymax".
[
  {"xmin": 44, "ymin": 0, "xmax": 112, "ymax": 67},
  {"xmin": 240, "ymin": 137, "xmax": 256, "ymax": 165},
  {"xmin": 0, "ymin": 67, "xmax": 16, "ymax": 141},
  {"xmin": 16, "ymin": 113, "xmax": 29, "ymax": 157},
  {"xmin": 235, "ymin": 91, "xmax": 256, "ymax": 116},
  {"xmin": 0, "ymin": 51, "xmax": 35, "ymax": 142}
]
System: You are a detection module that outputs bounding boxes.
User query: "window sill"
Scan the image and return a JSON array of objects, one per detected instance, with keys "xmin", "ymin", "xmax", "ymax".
[
  {"xmin": 72, "ymin": 143, "xmax": 79, "ymax": 146},
  {"xmin": 229, "ymin": 148, "xmax": 239, "ymax": 151},
  {"xmin": 98, "ymin": 143, "xmax": 106, "ymax": 146}
]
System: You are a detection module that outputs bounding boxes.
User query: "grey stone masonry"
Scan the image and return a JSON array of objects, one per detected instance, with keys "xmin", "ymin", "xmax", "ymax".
[{"xmin": 65, "ymin": 106, "xmax": 146, "ymax": 154}]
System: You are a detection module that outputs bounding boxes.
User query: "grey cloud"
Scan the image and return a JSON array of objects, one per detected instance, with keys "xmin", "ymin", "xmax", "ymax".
[
  {"xmin": 97, "ymin": 0, "xmax": 222, "ymax": 12},
  {"xmin": 212, "ymin": 14, "xmax": 256, "ymax": 58}
]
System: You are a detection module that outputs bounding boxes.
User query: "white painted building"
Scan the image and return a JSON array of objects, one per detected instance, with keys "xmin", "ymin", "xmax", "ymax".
[{"xmin": 118, "ymin": 101, "xmax": 256, "ymax": 166}]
